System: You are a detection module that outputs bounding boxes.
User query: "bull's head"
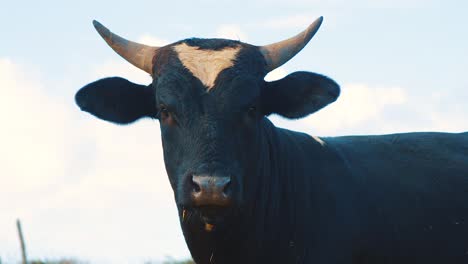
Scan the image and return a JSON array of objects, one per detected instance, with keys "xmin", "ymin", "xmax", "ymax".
[{"xmin": 75, "ymin": 17, "xmax": 339, "ymax": 233}]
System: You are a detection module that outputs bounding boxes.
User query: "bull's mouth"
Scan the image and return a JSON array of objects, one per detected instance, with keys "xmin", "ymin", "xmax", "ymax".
[
  {"xmin": 184, "ymin": 206, "xmax": 232, "ymax": 232},
  {"xmin": 199, "ymin": 206, "xmax": 229, "ymax": 223}
]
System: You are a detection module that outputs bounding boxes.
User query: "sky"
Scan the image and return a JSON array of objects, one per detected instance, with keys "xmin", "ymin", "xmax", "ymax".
[{"xmin": 1, "ymin": 0, "xmax": 467, "ymax": 263}]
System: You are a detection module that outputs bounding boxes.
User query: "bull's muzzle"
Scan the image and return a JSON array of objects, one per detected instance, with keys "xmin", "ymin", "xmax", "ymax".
[{"xmin": 191, "ymin": 175, "xmax": 232, "ymax": 207}]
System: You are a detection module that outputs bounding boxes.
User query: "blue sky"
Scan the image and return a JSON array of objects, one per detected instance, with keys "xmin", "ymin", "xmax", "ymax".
[{"xmin": 1, "ymin": 0, "xmax": 467, "ymax": 263}]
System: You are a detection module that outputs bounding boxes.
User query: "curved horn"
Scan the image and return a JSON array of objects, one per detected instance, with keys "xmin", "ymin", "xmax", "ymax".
[
  {"xmin": 259, "ymin": 16, "xmax": 323, "ymax": 72},
  {"xmin": 92, "ymin": 20, "xmax": 159, "ymax": 74}
]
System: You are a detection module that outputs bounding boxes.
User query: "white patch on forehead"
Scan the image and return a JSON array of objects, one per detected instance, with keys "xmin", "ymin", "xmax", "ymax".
[{"xmin": 173, "ymin": 43, "xmax": 241, "ymax": 90}]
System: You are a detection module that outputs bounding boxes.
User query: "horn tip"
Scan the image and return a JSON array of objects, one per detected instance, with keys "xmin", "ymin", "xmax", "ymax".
[
  {"xmin": 314, "ymin": 16, "xmax": 324, "ymax": 27},
  {"xmin": 92, "ymin": 20, "xmax": 101, "ymax": 28},
  {"xmin": 305, "ymin": 16, "xmax": 324, "ymax": 37},
  {"xmin": 92, "ymin": 20, "xmax": 109, "ymax": 36}
]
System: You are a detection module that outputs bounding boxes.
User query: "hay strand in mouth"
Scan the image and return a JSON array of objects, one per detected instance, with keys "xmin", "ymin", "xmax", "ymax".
[{"xmin": 205, "ymin": 223, "xmax": 215, "ymax": 232}]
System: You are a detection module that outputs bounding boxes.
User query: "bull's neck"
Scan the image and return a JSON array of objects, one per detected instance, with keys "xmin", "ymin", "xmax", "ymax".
[
  {"xmin": 182, "ymin": 118, "xmax": 355, "ymax": 263},
  {"xmin": 231, "ymin": 118, "xmax": 341, "ymax": 261}
]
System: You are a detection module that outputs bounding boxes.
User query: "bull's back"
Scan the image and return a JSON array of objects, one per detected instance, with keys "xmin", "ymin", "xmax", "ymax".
[{"xmin": 326, "ymin": 132, "xmax": 468, "ymax": 263}]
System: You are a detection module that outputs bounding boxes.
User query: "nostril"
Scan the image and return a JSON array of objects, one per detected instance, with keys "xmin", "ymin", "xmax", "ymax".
[
  {"xmin": 191, "ymin": 176, "xmax": 201, "ymax": 193},
  {"xmin": 222, "ymin": 179, "xmax": 232, "ymax": 195}
]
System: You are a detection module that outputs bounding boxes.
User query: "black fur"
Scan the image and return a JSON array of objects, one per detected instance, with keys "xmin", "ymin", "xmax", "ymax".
[
  {"xmin": 75, "ymin": 77, "xmax": 156, "ymax": 124},
  {"xmin": 262, "ymin": 71, "xmax": 340, "ymax": 118},
  {"xmin": 182, "ymin": 38, "xmax": 242, "ymax": 50}
]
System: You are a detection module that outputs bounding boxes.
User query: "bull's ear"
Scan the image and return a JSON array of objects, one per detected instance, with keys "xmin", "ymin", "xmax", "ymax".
[
  {"xmin": 262, "ymin": 71, "xmax": 340, "ymax": 119},
  {"xmin": 75, "ymin": 77, "xmax": 156, "ymax": 124}
]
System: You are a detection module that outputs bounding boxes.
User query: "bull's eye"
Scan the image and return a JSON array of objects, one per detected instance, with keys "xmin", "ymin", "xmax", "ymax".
[{"xmin": 158, "ymin": 105, "xmax": 174, "ymax": 125}]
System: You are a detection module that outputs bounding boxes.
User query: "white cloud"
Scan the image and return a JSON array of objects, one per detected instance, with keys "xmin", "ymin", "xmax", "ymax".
[
  {"xmin": 0, "ymin": 59, "xmax": 70, "ymax": 193},
  {"xmin": 311, "ymin": 83, "xmax": 407, "ymax": 131},
  {"xmin": 216, "ymin": 24, "xmax": 248, "ymax": 41},
  {"xmin": 0, "ymin": 59, "xmax": 189, "ymax": 263},
  {"xmin": 33, "ymin": 118, "xmax": 186, "ymax": 263},
  {"xmin": 0, "ymin": 58, "xmax": 75, "ymax": 262}
]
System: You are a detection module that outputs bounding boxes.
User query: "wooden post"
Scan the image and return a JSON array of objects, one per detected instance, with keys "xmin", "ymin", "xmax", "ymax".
[{"xmin": 16, "ymin": 219, "xmax": 28, "ymax": 264}]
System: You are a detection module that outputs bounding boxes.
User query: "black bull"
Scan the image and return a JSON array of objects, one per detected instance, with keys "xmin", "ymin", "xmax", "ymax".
[{"xmin": 75, "ymin": 18, "xmax": 468, "ymax": 264}]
